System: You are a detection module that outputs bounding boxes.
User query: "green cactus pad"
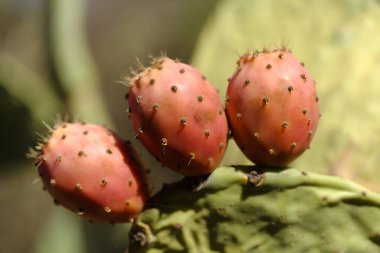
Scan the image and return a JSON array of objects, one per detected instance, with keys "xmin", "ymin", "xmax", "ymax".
[{"xmin": 128, "ymin": 166, "xmax": 380, "ymax": 253}]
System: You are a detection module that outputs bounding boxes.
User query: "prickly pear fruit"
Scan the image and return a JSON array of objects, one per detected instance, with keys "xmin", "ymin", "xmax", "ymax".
[
  {"xmin": 125, "ymin": 56, "xmax": 228, "ymax": 176},
  {"xmin": 226, "ymin": 49, "xmax": 320, "ymax": 167},
  {"xmin": 29, "ymin": 122, "xmax": 149, "ymax": 223},
  {"xmin": 128, "ymin": 166, "xmax": 380, "ymax": 253}
]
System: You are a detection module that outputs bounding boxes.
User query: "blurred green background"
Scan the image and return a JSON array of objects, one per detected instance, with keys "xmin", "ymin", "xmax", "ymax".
[{"xmin": 1, "ymin": 0, "xmax": 380, "ymax": 252}]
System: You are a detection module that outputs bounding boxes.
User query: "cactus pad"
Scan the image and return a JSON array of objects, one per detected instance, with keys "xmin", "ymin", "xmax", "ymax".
[{"xmin": 128, "ymin": 166, "xmax": 380, "ymax": 252}]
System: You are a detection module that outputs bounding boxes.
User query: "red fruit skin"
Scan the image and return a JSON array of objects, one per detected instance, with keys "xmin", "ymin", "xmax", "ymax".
[
  {"xmin": 127, "ymin": 57, "xmax": 228, "ymax": 176},
  {"xmin": 226, "ymin": 49, "xmax": 320, "ymax": 167},
  {"xmin": 36, "ymin": 123, "xmax": 149, "ymax": 223}
]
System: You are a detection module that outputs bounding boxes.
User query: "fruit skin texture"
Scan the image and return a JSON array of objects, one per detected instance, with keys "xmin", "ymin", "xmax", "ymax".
[
  {"xmin": 226, "ymin": 49, "xmax": 320, "ymax": 167},
  {"xmin": 34, "ymin": 122, "xmax": 149, "ymax": 223},
  {"xmin": 126, "ymin": 57, "xmax": 228, "ymax": 176}
]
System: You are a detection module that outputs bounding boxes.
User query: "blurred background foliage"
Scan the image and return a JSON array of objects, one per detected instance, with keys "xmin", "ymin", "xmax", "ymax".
[{"xmin": 1, "ymin": 0, "xmax": 380, "ymax": 252}]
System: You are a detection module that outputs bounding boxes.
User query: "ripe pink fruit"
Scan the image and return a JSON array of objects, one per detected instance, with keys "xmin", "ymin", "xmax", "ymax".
[
  {"xmin": 126, "ymin": 56, "xmax": 228, "ymax": 176},
  {"xmin": 226, "ymin": 49, "xmax": 320, "ymax": 167},
  {"xmin": 30, "ymin": 122, "xmax": 149, "ymax": 223}
]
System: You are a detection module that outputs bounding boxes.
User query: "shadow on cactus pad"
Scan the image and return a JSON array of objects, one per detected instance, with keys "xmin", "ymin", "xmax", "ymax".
[{"xmin": 128, "ymin": 166, "xmax": 380, "ymax": 253}]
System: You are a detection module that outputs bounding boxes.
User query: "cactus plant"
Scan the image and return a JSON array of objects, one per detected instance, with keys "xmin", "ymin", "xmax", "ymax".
[
  {"xmin": 23, "ymin": 0, "xmax": 380, "ymax": 252},
  {"xmin": 128, "ymin": 166, "xmax": 380, "ymax": 252}
]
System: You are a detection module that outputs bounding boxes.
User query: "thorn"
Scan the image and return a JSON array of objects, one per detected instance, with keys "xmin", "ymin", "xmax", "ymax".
[
  {"xmin": 262, "ymin": 97, "xmax": 269, "ymax": 106},
  {"xmin": 201, "ymin": 75, "xmax": 206, "ymax": 80},
  {"xmin": 78, "ymin": 150, "xmax": 86, "ymax": 157},
  {"xmin": 290, "ymin": 142, "xmax": 297, "ymax": 149},
  {"xmin": 179, "ymin": 68, "xmax": 185, "ymax": 74},
  {"xmin": 302, "ymin": 109, "xmax": 308, "ymax": 115},
  {"xmin": 268, "ymin": 149, "xmax": 275, "ymax": 155},
  {"xmin": 219, "ymin": 142, "xmax": 225, "ymax": 150},
  {"xmin": 308, "ymin": 119, "xmax": 312, "ymax": 126},
  {"xmin": 135, "ymin": 57, "xmax": 145, "ymax": 71},
  {"xmin": 278, "ymin": 53, "xmax": 284, "ymax": 59},
  {"xmin": 42, "ymin": 121, "xmax": 54, "ymax": 133},
  {"xmin": 31, "ymin": 176, "xmax": 40, "ymax": 185},
  {"xmin": 236, "ymin": 113, "xmax": 242, "ymax": 120},
  {"xmin": 53, "ymin": 199, "xmax": 60, "ymax": 206},
  {"xmin": 34, "ymin": 144, "xmax": 43, "ymax": 151},
  {"xmin": 253, "ymin": 132, "xmax": 259, "ymax": 139},
  {"xmin": 34, "ymin": 158, "xmax": 44, "ymax": 169},
  {"xmin": 26, "ymin": 148, "xmax": 39, "ymax": 159},
  {"xmin": 35, "ymin": 132, "xmax": 48, "ymax": 143},
  {"xmin": 288, "ymin": 86, "xmax": 293, "ymax": 93},
  {"xmin": 244, "ymin": 79, "xmax": 250, "ymax": 86},
  {"xmin": 282, "ymin": 121, "xmax": 289, "ymax": 129},
  {"xmin": 301, "ymin": 62, "xmax": 305, "ymax": 67},
  {"xmin": 171, "ymin": 85, "xmax": 178, "ymax": 92},
  {"xmin": 207, "ymin": 157, "xmax": 213, "ymax": 165},
  {"xmin": 50, "ymin": 178, "xmax": 56, "ymax": 187},
  {"xmin": 125, "ymin": 200, "xmax": 130, "ymax": 206},
  {"xmin": 315, "ymin": 96, "xmax": 319, "ymax": 102},
  {"xmin": 128, "ymin": 179, "xmax": 134, "ymax": 186},
  {"xmin": 308, "ymin": 130, "xmax": 313, "ymax": 139},
  {"xmin": 106, "ymin": 148, "xmax": 112, "ymax": 154},
  {"xmin": 161, "ymin": 138, "xmax": 168, "ymax": 156},
  {"xmin": 152, "ymin": 103, "xmax": 160, "ymax": 111},
  {"xmin": 83, "ymin": 130, "xmax": 88, "ymax": 135},
  {"xmin": 101, "ymin": 179, "xmax": 108, "ymax": 186},
  {"xmin": 204, "ymin": 130, "xmax": 210, "ymax": 137},
  {"xmin": 218, "ymin": 108, "xmax": 223, "ymax": 115},
  {"xmin": 300, "ymin": 74, "xmax": 307, "ymax": 82},
  {"xmin": 225, "ymin": 96, "xmax": 230, "ymax": 105},
  {"xmin": 149, "ymin": 79, "xmax": 155, "ymax": 85},
  {"xmin": 197, "ymin": 96, "xmax": 203, "ymax": 102},
  {"xmin": 124, "ymin": 93, "xmax": 129, "ymax": 100},
  {"xmin": 104, "ymin": 207, "xmax": 112, "ymax": 213},
  {"xmin": 55, "ymin": 155, "xmax": 62, "ymax": 165},
  {"xmin": 133, "ymin": 125, "xmax": 143, "ymax": 139},
  {"xmin": 180, "ymin": 118, "xmax": 187, "ymax": 125},
  {"xmin": 75, "ymin": 183, "xmax": 82, "ymax": 190},
  {"xmin": 266, "ymin": 64, "xmax": 272, "ymax": 69},
  {"xmin": 77, "ymin": 208, "xmax": 85, "ymax": 216},
  {"xmin": 136, "ymin": 95, "xmax": 142, "ymax": 104},
  {"xmin": 187, "ymin": 153, "xmax": 195, "ymax": 166}
]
